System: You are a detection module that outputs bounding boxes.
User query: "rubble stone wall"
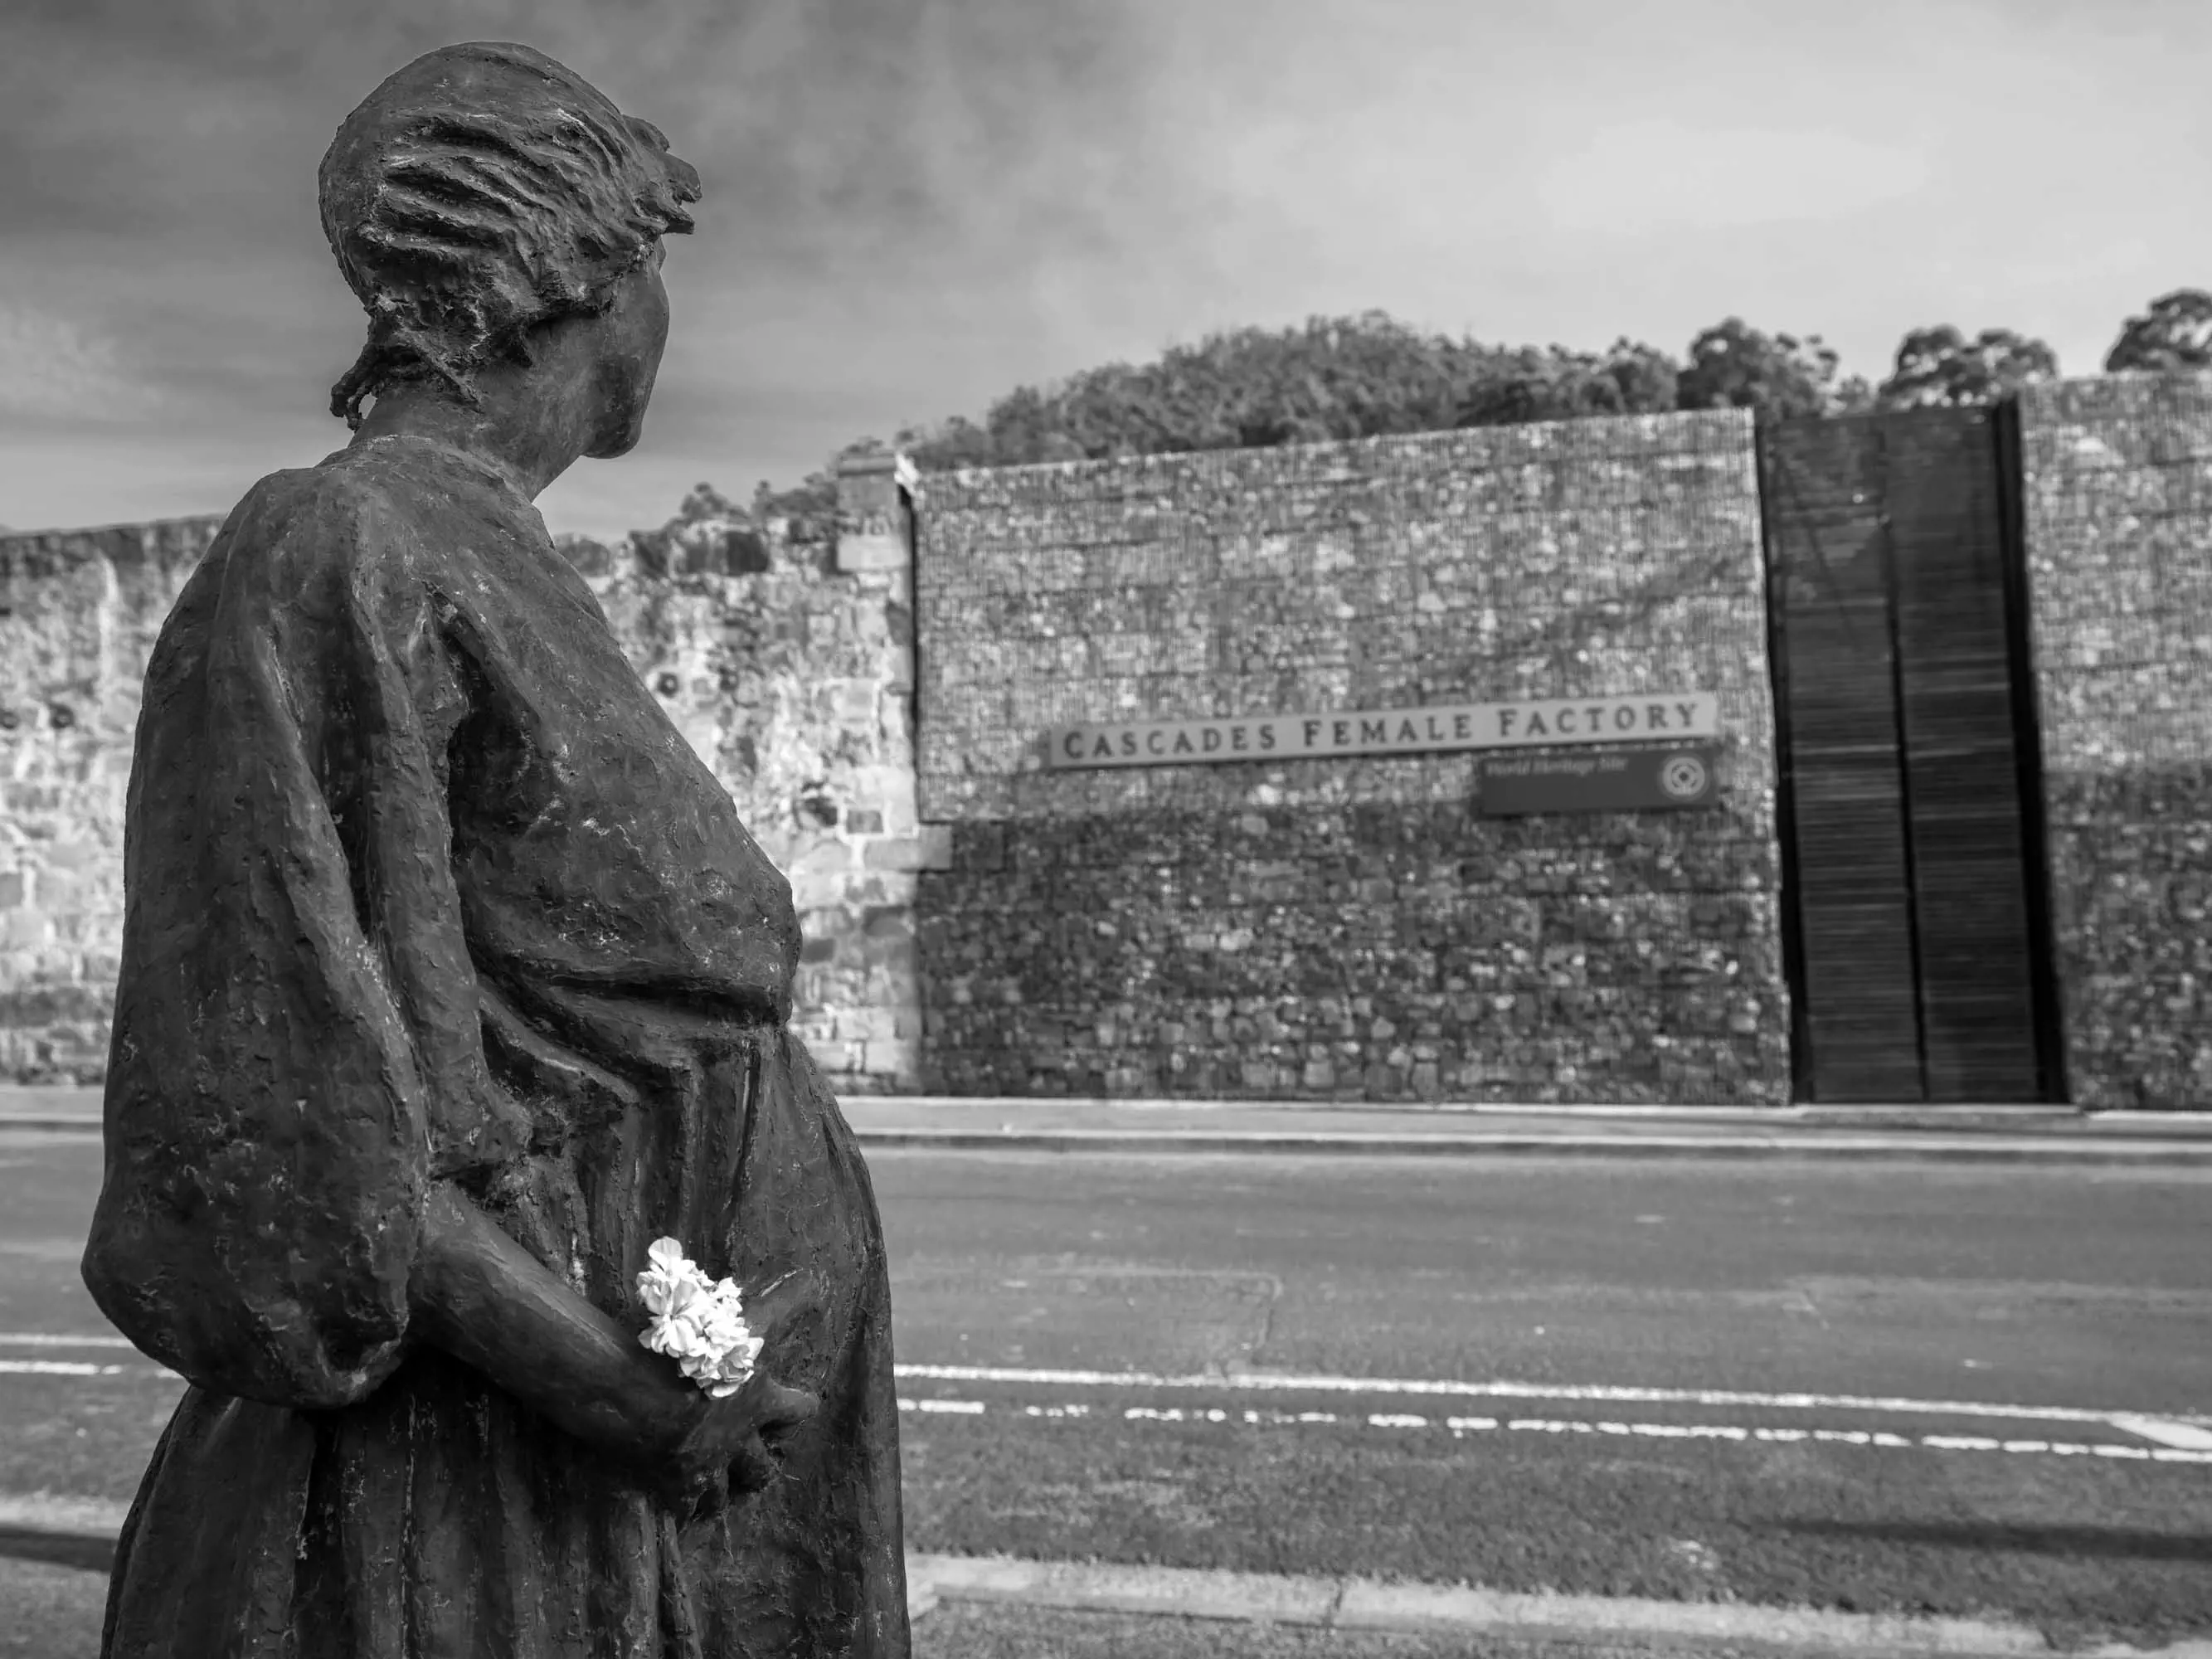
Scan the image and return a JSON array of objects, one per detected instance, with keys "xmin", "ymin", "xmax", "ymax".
[
  {"xmin": 27, "ymin": 382, "xmax": 2212, "ymax": 1108},
  {"xmin": 911, "ymin": 411, "xmax": 1794, "ymax": 1104},
  {"xmin": 0, "ymin": 484, "xmax": 926, "ymax": 1092},
  {"xmin": 0, "ymin": 518, "xmax": 218, "ymax": 1083},
  {"xmin": 2020, "ymin": 375, "xmax": 2212, "ymax": 1109}
]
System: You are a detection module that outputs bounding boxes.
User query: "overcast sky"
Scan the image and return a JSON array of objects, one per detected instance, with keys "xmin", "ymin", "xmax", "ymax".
[{"xmin": 0, "ymin": 0, "xmax": 2205, "ymax": 542}]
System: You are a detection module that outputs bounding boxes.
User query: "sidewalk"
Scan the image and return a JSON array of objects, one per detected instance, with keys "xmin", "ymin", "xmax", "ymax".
[
  {"xmin": 905, "ymin": 1554, "xmax": 2212, "ymax": 1658},
  {"xmin": 5, "ymin": 1486, "xmax": 2208, "ymax": 1659},
  {"xmin": 6, "ymin": 1495, "xmax": 2211, "ymax": 1659},
  {"xmin": 9, "ymin": 1086, "xmax": 2212, "ymax": 1163}
]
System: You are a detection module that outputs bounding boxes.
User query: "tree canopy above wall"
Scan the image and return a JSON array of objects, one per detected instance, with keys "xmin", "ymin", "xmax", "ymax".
[{"xmin": 751, "ymin": 292, "xmax": 2199, "ymax": 520}]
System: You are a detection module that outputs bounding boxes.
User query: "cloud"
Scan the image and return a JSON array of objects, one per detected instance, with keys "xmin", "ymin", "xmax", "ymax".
[
  {"xmin": 0, "ymin": 0, "xmax": 1173, "ymax": 261},
  {"xmin": 0, "ymin": 300, "xmax": 152, "ymax": 422},
  {"xmin": 0, "ymin": 0, "xmax": 1180, "ymax": 534},
  {"xmin": 1538, "ymin": 122, "xmax": 1931, "ymax": 236},
  {"xmin": 2, "ymin": 0, "xmax": 2212, "ymax": 542}
]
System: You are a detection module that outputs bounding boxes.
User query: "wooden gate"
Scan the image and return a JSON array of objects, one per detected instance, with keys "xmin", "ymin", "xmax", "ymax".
[{"xmin": 1757, "ymin": 404, "xmax": 2065, "ymax": 1103}]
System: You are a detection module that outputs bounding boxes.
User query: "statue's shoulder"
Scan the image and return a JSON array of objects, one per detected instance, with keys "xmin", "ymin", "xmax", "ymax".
[{"xmin": 218, "ymin": 439, "xmax": 468, "ymax": 591}]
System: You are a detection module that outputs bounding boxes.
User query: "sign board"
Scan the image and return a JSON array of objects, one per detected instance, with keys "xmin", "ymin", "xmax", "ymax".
[
  {"xmin": 1045, "ymin": 692, "xmax": 1719, "ymax": 771},
  {"xmin": 1476, "ymin": 742, "xmax": 1723, "ymax": 816}
]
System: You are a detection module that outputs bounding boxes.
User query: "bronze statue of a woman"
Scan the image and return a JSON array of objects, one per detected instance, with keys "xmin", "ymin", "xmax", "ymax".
[{"xmin": 80, "ymin": 41, "xmax": 907, "ymax": 1657}]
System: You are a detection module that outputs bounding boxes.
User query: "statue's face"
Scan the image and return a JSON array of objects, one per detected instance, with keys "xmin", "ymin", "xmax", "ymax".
[{"xmin": 584, "ymin": 246, "xmax": 673, "ymax": 460}]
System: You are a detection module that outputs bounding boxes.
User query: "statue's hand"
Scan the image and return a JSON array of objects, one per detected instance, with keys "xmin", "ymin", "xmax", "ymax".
[
  {"xmin": 649, "ymin": 1272, "xmax": 820, "ymax": 1521},
  {"xmin": 654, "ymin": 1368, "xmax": 819, "ymax": 1521}
]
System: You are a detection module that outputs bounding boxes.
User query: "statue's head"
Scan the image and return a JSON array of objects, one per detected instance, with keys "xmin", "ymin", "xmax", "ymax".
[{"xmin": 319, "ymin": 41, "xmax": 701, "ymax": 454}]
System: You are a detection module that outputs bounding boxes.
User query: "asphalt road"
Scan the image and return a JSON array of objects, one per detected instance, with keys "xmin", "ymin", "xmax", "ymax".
[{"xmin": 3, "ymin": 1131, "xmax": 2210, "ymax": 1652}]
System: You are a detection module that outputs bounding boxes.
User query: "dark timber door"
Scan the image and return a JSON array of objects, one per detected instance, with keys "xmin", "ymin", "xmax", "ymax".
[{"xmin": 1758, "ymin": 404, "xmax": 2064, "ymax": 1104}]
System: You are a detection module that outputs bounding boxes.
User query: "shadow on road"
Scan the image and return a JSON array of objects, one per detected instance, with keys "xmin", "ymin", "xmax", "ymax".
[
  {"xmin": 0, "ymin": 1526, "xmax": 112, "ymax": 1575},
  {"xmin": 1780, "ymin": 1518, "xmax": 2212, "ymax": 1563}
]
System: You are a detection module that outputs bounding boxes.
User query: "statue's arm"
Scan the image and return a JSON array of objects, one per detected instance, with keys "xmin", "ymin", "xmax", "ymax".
[
  {"xmin": 411, "ymin": 1182, "xmax": 818, "ymax": 1508},
  {"xmin": 407, "ymin": 1180, "xmax": 693, "ymax": 1456}
]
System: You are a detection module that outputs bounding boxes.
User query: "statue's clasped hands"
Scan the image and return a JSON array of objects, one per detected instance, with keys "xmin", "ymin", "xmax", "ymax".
[{"xmin": 641, "ymin": 1259, "xmax": 821, "ymax": 1520}]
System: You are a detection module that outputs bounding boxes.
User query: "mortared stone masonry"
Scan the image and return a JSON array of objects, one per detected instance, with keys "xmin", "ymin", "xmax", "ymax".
[
  {"xmin": 909, "ymin": 411, "xmax": 1794, "ymax": 1105},
  {"xmin": 9, "ymin": 382, "xmax": 2212, "ymax": 1107}
]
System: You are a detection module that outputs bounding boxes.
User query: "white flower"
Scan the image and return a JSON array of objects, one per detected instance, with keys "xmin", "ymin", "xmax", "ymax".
[
  {"xmin": 635, "ymin": 1238, "xmax": 762, "ymax": 1397},
  {"xmin": 639, "ymin": 1238, "xmax": 697, "ymax": 1317}
]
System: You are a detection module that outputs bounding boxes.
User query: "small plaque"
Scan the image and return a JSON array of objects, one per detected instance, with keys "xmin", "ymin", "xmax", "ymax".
[{"xmin": 1477, "ymin": 742, "xmax": 1723, "ymax": 816}]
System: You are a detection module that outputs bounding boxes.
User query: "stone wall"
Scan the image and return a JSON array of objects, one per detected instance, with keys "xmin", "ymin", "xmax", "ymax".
[
  {"xmin": 562, "ymin": 474, "xmax": 931, "ymax": 1091},
  {"xmin": 0, "ymin": 474, "xmax": 926, "ymax": 1092},
  {"xmin": 28, "ymin": 385, "xmax": 2212, "ymax": 1108},
  {"xmin": 2020, "ymin": 375, "xmax": 2212, "ymax": 1109},
  {"xmin": 0, "ymin": 518, "xmax": 219, "ymax": 1082},
  {"xmin": 911, "ymin": 411, "xmax": 1793, "ymax": 1104}
]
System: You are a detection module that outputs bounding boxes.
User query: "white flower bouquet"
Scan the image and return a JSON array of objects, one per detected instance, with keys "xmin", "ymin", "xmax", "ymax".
[{"xmin": 636, "ymin": 1238, "xmax": 765, "ymax": 1399}]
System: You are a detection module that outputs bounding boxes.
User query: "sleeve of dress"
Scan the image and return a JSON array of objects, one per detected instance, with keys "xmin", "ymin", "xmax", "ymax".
[{"xmin": 81, "ymin": 474, "xmax": 531, "ymax": 1411}]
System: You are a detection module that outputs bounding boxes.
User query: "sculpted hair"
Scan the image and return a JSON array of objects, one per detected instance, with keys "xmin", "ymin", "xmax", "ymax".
[{"xmin": 319, "ymin": 41, "xmax": 702, "ymax": 427}]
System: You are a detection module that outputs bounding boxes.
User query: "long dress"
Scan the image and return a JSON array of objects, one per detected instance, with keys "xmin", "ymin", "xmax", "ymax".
[{"xmin": 80, "ymin": 433, "xmax": 908, "ymax": 1658}]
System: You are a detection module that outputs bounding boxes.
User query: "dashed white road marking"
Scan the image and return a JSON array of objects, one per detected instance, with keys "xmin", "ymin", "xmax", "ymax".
[
  {"xmin": 0, "ymin": 1334, "xmax": 134, "ymax": 1348},
  {"xmin": 8, "ymin": 1332, "xmax": 2203, "ymax": 1453},
  {"xmin": 891, "ymin": 1361, "xmax": 2212, "ymax": 1431},
  {"xmin": 894, "ymin": 1399, "xmax": 2212, "ymax": 1465},
  {"xmin": 0, "ymin": 1359, "xmax": 133, "ymax": 1377}
]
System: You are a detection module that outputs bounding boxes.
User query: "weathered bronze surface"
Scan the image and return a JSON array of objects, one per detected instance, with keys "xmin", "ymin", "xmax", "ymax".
[{"xmin": 82, "ymin": 41, "xmax": 907, "ymax": 1657}]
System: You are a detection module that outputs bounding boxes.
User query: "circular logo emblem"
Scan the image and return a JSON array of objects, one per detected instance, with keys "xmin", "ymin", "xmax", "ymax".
[{"xmin": 1659, "ymin": 753, "xmax": 1709, "ymax": 799}]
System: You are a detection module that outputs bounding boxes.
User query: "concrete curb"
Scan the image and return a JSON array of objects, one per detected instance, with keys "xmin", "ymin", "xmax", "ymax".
[
  {"xmin": 10, "ymin": 1086, "xmax": 2212, "ymax": 1162},
  {"xmin": 15, "ymin": 1086, "xmax": 2212, "ymax": 1135},
  {"xmin": 863, "ymin": 1094, "xmax": 2211, "ymax": 1131},
  {"xmin": 848, "ymin": 1095, "xmax": 2212, "ymax": 1137},
  {"xmin": 2, "ymin": 1496, "xmax": 2203, "ymax": 1653},
  {"xmin": 909, "ymin": 1553, "xmax": 2212, "ymax": 1657},
  {"xmin": 7, "ymin": 1114, "xmax": 2212, "ymax": 1163},
  {"xmin": 847, "ymin": 1127, "xmax": 2212, "ymax": 1163}
]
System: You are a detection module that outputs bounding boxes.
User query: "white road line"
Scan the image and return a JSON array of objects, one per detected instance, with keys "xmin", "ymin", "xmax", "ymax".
[
  {"xmin": 893, "ymin": 1399, "xmax": 2212, "ymax": 1465},
  {"xmin": 2108, "ymin": 1415, "xmax": 2212, "ymax": 1452},
  {"xmin": 8, "ymin": 1333, "xmax": 2203, "ymax": 1443},
  {"xmin": 0, "ymin": 1333, "xmax": 134, "ymax": 1348},
  {"xmin": 892, "ymin": 1362, "xmax": 2212, "ymax": 1430},
  {"xmin": 0, "ymin": 1360, "xmax": 134, "ymax": 1377}
]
